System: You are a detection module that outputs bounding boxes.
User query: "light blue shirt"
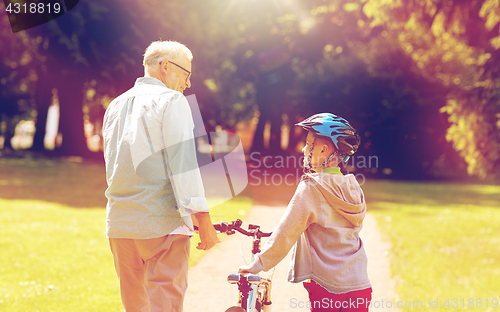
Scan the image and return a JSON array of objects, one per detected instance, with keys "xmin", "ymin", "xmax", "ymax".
[{"xmin": 103, "ymin": 77, "xmax": 209, "ymax": 239}]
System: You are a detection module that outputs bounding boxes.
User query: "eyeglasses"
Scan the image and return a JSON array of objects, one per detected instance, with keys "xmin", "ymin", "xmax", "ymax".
[{"xmin": 160, "ymin": 60, "xmax": 191, "ymax": 82}]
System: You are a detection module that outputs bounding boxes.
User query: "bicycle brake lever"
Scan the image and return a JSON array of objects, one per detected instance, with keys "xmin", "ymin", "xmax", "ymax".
[{"xmin": 248, "ymin": 224, "xmax": 260, "ymax": 230}]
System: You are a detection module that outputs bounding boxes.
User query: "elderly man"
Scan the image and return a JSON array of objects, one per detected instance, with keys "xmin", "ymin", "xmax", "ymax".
[{"xmin": 102, "ymin": 40, "xmax": 220, "ymax": 312}]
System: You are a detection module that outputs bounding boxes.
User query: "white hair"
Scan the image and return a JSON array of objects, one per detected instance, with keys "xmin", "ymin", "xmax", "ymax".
[{"xmin": 143, "ymin": 40, "xmax": 193, "ymax": 68}]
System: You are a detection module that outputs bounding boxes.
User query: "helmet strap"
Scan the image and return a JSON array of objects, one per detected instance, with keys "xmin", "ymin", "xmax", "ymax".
[
  {"xmin": 303, "ymin": 137, "xmax": 316, "ymax": 174},
  {"xmin": 318, "ymin": 150, "xmax": 339, "ymax": 170}
]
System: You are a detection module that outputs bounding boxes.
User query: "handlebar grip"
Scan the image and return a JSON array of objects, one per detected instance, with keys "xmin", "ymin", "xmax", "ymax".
[
  {"xmin": 213, "ymin": 222, "xmax": 229, "ymax": 232},
  {"xmin": 193, "ymin": 219, "xmax": 272, "ymax": 236},
  {"xmin": 227, "ymin": 273, "xmax": 261, "ymax": 285},
  {"xmin": 193, "ymin": 221, "xmax": 228, "ymax": 232}
]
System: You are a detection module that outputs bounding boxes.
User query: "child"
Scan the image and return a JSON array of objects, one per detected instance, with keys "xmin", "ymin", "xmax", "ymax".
[{"xmin": 239, "ymin": 113, "xmax": 371, "ymax": 312}]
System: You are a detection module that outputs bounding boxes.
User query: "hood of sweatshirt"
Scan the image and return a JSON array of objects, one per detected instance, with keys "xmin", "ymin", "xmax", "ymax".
[{"xmin": 305, "ymin": 173, "xmax": 366, "ymax": 228}]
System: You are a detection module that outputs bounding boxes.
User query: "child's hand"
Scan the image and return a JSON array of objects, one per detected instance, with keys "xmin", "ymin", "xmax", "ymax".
[{"xmin": 238, "ymin": 264, "xmax": 259, "ymax": 274}]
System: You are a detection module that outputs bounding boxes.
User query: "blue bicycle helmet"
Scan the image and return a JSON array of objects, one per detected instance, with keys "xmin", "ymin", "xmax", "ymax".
[{"xmin": 296, "ymin": 113, "xmax": 360, "ymax": 171}]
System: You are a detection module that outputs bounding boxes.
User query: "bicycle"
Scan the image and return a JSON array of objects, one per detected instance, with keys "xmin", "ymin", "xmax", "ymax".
[{"xmin": 195, "ymin": 219, "xmax": 273, "ymax": 312}]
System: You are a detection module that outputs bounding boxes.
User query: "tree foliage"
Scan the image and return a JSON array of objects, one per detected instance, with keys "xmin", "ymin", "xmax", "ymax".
[
  {"xmin": 1, "ymin": 0, "xmax": 498, "ymax": 179},
  {"xmin": 359, "ymin": 0, "xmax": 500, "ymax": 178},
  {"xmin": 0, "ymin": 10, "xmax": 37, "ymax": 149},
  {"xmin": 0, "ymin": 1, "xmax": 148, "ymax": 155}
]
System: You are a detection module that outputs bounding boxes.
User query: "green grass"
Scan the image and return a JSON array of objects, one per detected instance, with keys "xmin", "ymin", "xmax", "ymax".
[
  {"xmin": 0, "ymin": 197, "xmax": 251, "ymax": 311},
  {"xmin": 3, "ymin": 155, "xmax": 499, "ymax": 311},
  {"xmin": 0, "ymin": 200, "xmax": 120, "ymax": 312},
  {"xmin": 0, "ymin": 156, "xmax": 252, "ymax": 311},
  {"xmin": 363, "ymin": 180, "xmax": 500, "ymax": 311}
]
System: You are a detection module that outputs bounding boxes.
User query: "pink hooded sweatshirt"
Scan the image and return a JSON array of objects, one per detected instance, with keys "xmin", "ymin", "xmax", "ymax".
[{"xmin": 249, "ymin": 170, "xmax": 371, "ymax": 294}]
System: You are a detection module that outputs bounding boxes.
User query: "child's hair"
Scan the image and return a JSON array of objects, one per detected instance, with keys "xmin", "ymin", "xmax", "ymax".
[{"xmin": 312, "ymin": 133, "xmax": 336, "ymax": 153}]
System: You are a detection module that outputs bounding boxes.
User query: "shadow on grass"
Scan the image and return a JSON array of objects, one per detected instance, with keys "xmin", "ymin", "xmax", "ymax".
[
  {"xmin": 0, "ymin": 155, "xmax": 297, "ymax": 209},
  {"xmin": 363, "ymin": 179, "xmax": 500, "ymax": 211},
  {"xmin": 2, "ymin": 155, "xmax": 498, "ymax": 210},
  {"xmin": 247, "ymin": 169, "xmax": 500, "ymax": 209},
  {"xmin": 0, "ymin": 155, "xmax": 107, "ymax": 208}
]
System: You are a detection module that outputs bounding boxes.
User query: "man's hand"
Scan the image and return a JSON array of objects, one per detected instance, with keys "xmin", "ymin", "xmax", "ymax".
[
  {"xmin": 192, "ymin": 212, "xmax": 221, "ymax": 250},
  {"xmin": 191, "ymin": 214, "xmax": 200, "ymax": 233}
]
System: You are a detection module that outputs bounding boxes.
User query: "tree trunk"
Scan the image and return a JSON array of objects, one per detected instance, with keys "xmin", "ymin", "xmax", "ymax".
[
  {"xmin": 31, "ymin": 69, "xmax": 53, "ymax": 151},
  {"xmin": 268, "ymin": 103, "xmax": 282, "ymax": 154},
  {"xmin": 251, "ymin": 63, "xmax": 292, "ymax": 155},
  {"xmin": 286, "ymin": 111, "xmax": 302, "ymax": 154},
  {"xmin": 55, "ymin": 73, "xmax": 93, "ymax": 157},
  {"xmin": 251, "ymin": 110, "xmax": 266, "ymax": 154},
  {"xmin": 2, "ymin": 116, "xmax": 15, "ymax": 150}
]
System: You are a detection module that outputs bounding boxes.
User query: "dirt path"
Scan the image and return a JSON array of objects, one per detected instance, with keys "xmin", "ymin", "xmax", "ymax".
[
  {"xmin": 361, "ymin": 213, "xmax": 401, "ymax": 312},
  {"xmin": 184, "ymin": 205, "xmax": 400, "ymax": 312}
]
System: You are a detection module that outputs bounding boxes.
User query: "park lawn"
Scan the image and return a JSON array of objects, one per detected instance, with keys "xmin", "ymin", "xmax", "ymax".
[
  {"xmin": 0, "ymin": 197, "xmax": 251, "ymax": 312},
  {"xmin": 0, "ymin": 200, "xmax": 120, "ymax": 312},
  {"xmin": 3, "ymin": 155, "xmax": 498, "ymax": 311},
  {"xmin": 363, "ymin": 180, "xmax": 500, "ymax": 311}
]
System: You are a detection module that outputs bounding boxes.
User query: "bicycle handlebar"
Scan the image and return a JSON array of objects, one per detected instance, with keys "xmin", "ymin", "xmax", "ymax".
[{"xmin": 193, "ymin": 219, "xmax": 272, "ymax": 238}]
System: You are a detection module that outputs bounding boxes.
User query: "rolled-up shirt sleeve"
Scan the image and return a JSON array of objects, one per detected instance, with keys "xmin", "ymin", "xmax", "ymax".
[{"xmin": 162, "ymin": 93, "xmax": 209, "ymax": 216}]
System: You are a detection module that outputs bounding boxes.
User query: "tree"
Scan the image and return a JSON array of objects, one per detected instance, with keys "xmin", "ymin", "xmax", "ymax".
[
  {"xmin": 265, "ymin": 0, "xmax": 498, "ymax": 178},
  {"xmin": 127, "ymin": 0, "xmax": 300, "ymax": 153},
  {"xmin": 0, "ymin": 9, "xmax": 37, "ymax": 150},
  {"xmin": 359, "ymin": 0, "xmax": 500, "ymax": 179},
  {"xmin": 23, "ymin": 0, "xmax": 146, "ymax": 157},
  {"xmin": 3, "ymin": 0, "xmax": 496, "ymax": 180}
]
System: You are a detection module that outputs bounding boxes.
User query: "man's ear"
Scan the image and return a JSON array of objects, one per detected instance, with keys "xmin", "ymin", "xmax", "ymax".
[{"xmin": 160, "ymin": 61, "xmax": 168, "ymax": 73}]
